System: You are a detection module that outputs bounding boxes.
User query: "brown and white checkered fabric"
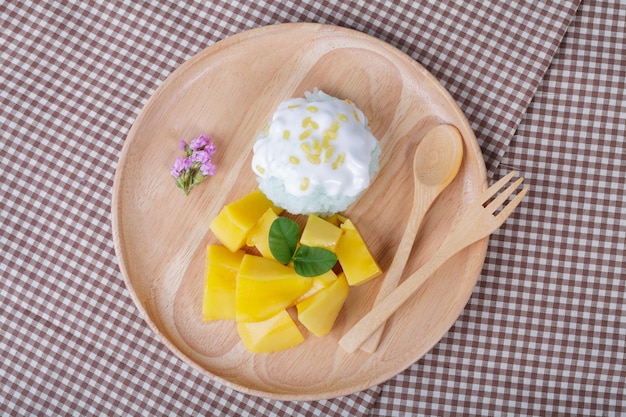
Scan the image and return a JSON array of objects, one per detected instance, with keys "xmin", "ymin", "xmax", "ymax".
[{"xmin": 2, "ymin": 0, "xmax": 624, "ymax": 415}]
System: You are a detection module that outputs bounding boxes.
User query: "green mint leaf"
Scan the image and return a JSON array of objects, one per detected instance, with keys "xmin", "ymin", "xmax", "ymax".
[
  {"xmin": 269, "ymin": 217, "xmax": 300, "ymax": 264},
  {"xmin": 293, "ymin": 245, "xmax": 338, "ymax": 277}
]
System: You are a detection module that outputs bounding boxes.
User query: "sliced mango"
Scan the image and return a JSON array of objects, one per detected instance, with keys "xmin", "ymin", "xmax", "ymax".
[
  {"xmin": 205, "ymin": 190, "xmax": 385, "ymax": 352},
  {"xmin": 209, "ymin": 189, "xmax": 281, "ymax": 252},
  {"xmin": 237, "ymin": 310, "xmax": 304, "ymax": 353},
  {"xmin": 246, "ymin": 208, "xmax": 278, "ymax": 259},
  {"xmin": 297, "ymin": 272, "xmax": 350, "ymax": 336},
  {"xmin": 235, "ymin": 255, "xmax": 312, "ymax": 322},
  {"xmin": 336, "ymin": 219, "xmax": 382, "ymax": 286},
  {"xmin": 300, "ymin": 215, "xmax": 342, "ymax": 252},
  {"xmin": 323, "ymin": 213, "xmax": 348, "ymax": 227},
  {"xmin": 294, "ymin": 269, "xmax": 338, "ymax": 304},
  {"xmin": 202, "ymin": 245, "xmax": 245, "ymax": 321}
]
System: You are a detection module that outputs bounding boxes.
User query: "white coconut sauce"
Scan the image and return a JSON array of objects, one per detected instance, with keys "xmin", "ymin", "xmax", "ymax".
[{"xmin": 252, "ymin": 90, "xmax": 379, "ymax": 199}]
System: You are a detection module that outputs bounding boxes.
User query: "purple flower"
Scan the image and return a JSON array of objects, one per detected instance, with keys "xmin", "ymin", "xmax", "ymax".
[
  {"xmin": 171, "ymin": 156, "xmax": 191, "ymax": 178},
  {"xmin": 204, "ymin": 141, "xmax": 217, "ymax": 155},
  {"xmin": 191, "ymin": 150, "xmax": 212, "ymax": 164},
  {"xmin": 171, "ymin": 133, "xmax": 217, "ymax": 196},
  {"xmin": 200, "ymin": 161, "xmax": 217, "ymax": 176},
  {"xmin": 190, "ymin": 134, "xmax": 212, "ymax": 151}
]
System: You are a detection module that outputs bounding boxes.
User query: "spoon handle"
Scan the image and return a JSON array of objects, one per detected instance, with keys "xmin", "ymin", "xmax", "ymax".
[
  {"xmin": 358, "ymin": 190, "xmax": 432, "ymax": 353},
  {"xmin": 359, "ymin": 125, "xmax": 464, "ymax": 353}
]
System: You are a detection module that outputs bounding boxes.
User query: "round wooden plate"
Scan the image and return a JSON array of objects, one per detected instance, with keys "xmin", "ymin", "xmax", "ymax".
[{"xmin": 112, "ymin": 23, "xmax": 488, "ymax": 400}]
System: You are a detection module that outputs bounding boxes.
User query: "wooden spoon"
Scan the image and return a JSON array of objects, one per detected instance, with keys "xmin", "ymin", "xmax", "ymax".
[
  {"xmin": 340, "ymin": 171, "xmax": 528, "ymax": 354},
  {"xmin": 359, "ymin": 124, "xmax": 464, "ymax": 353}
]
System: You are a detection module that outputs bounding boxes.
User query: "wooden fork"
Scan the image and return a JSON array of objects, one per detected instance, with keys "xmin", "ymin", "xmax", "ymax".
[{"xmin": 339, "ymin": 171, "xmax": 529, "ymax": 354}]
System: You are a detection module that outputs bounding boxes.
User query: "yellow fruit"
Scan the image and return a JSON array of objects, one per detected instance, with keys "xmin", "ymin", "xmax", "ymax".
[
  {"xmin": 300, "ymin": 215, "xmax": 343, "ymax": 252},
  {"xmin": 235, "ymin": 255, "xmax": 312, "ymax": 322},
  {"xmin": 336, "ymin": 219, "xmax": 382, "ymax": 286},
  {"xmin": 226, "ymin": 189, "xmax": 282, "ymax": 228},
  {"xmin": 294, "ymin": 269, "xmax": 338, "ymax": 304},
  {"xmin": 237, "ymin": 310, "xmax": 304, "ymax": 353},
  {"xmin": 323, "ymin": 213, "xmax": 348, "ymax": 226},
  {"xmin": 338, "ymin": 218, "xmax": 357, "ymax": 231},
  {"xmin": 209, "ymin": 189, "xmax": 281, "ymax": 252},
  {"xmin": 204, "ymin": 192, "xmax": 384, "ymax": 352},
  {"xmin": 296, "ymin": 273, "xmax": 350, "ymax": 336},
  {"xmin": 246, "ymin": 208, "xmax": 278, "ymax": 259},
  {"xmin": 202, "ymin": 245, "xmax": 245, "ymax": 321},
  {"xmin": 208, "ymin": 209, "xmax": 243, "ymax": 253}
]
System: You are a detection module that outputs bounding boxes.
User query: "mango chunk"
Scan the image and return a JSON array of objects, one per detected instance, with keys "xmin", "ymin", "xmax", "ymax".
[
  {"xmin": 237, "ymin": 310, "xmax": 304, "ymax": 353},
  {"xmin": 246, "ymin": 208, "xmax": 278, "ymax": 259},
  {"xmin": 235, "ymin": 255, "xmax": 313, "ymax": 322},
  {"xmin": 300, "ymin": 215, "xmax": 342, "ymax": 252},
  {"xmin": 202, "ymin": 245, "xmax": 245, "ymax": 321},
  {"xmin": 294, "ymin": 269, "xmax": 338, "ymax": 304},
  {"xmin": 208, "ymin": 209, "xmax": 244, "ymax": 253},
  {"xmin": 297, "ymin": 273, "xmax": 350, "ymax": 336},
  {"xmin": 209, "ymin": 189, "xmax": 281, "ymax": 252},
  {"xmin": 323, "ymin": 213, "xmax": 348, "ymax": 227},
  {"xmin": 336, "ymin": 219, "xmax": 382, "ymax": 286}
]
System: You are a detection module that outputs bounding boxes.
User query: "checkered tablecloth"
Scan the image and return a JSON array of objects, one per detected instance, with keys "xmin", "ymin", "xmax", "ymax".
[{"xmin": 2, "ymin": 1, "xmax": 624, "ymax": 415}]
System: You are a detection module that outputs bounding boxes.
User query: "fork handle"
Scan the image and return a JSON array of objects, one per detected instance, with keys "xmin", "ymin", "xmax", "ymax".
[{"xmin": 338, "ymin": 238, "xmax": 466, "ymax": 354}]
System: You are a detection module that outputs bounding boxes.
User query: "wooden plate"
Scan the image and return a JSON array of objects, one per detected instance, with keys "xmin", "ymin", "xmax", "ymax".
[{"xmin": 112, "ymin": 23, "xmax": 488, "ymax": 400}]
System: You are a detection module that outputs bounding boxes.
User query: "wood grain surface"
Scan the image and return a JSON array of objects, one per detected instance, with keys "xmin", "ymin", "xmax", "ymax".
[{"xmin": 111, "ymin": 23, "xmax": 488, "ymax": 400}]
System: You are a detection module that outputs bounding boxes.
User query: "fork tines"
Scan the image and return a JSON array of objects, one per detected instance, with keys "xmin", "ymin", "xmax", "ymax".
[{"xmin": 482, "ymin": 171, "xmax": 529, "ymax": 219}]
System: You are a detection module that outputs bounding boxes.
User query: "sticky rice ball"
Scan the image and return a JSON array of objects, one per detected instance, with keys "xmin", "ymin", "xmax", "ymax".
[{"xmin": 251, "ymin": 89, "xmax": 381, "ymax": 215}]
